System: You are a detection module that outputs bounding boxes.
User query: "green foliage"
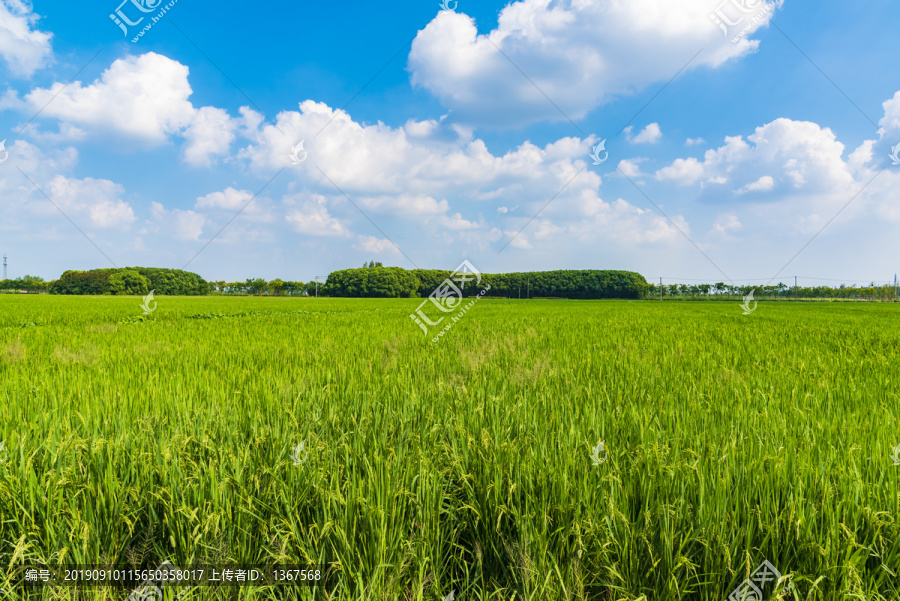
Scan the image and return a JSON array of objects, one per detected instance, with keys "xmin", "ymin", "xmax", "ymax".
[
  {"xmin": 268, "ymin": 279, "xmax": 286, "ymax": 295},
  {"xmin": 106, "ymin": 270, "xmax": 151, "ymax": 296},
  {"xmin": 129, "ymin": 267, "xmax": 207, "ymax": 295},
  {"xmin": 0, "ymin": 296, "xmax": 897, "ymax": 600},
  {"xmin": 324, "ymin": 266, "xmax": 421, "ymax": 298},
  {"xmin": 329, "ymin": 267, "xmax": 649, "ymax": 299},
  {"xmin": 650, "ymin": 281, "xmax": 900, "ymax": 301},
  {"xmin": 49, "ymin": 267, "xmax": 206, "ymax": 295},
  {"xmin": 478, "ymin": 269, "xmax": 649, "ymax": 299},
  {"xmin": 0, "ymin": 274, "xmax": 48, "ymax": 292},
  {"xmin": 48, "ymin": 269, "xmax": 114, "ymax": 295}
]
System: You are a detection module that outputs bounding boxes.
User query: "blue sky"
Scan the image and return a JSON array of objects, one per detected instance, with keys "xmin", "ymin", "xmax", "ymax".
[{"xmin": 1, "ymin": 0, "xmax": 899, "ymax": 287}]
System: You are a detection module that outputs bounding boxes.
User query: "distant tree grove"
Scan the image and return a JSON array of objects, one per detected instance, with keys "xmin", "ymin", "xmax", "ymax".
[
  {"xmin": 323, "ymin": 267, "xmax": 650, "ymax": 299},
  {"xmin": 208, "ymin": 279, "xmax": 310, "ymax": 296},
  {"xmin": 7, "ymin": 266, "xmax": 897, "ymax": 301},
  {"xmin": 648, "ymin": 281, "xmax": 900, "ymax": 302},
  {"xmin": 0, "ymin": 275, "xmax": 49, "ymax": 292},
  {"xmin": 48, "ymin": 268, "xmax": 207, "ymax": 295}
]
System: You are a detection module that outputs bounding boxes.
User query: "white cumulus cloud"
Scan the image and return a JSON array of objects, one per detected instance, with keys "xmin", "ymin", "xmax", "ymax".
[
  {"xmin": 12, "ymin": 53, "xmax": 236, "ymax": 165},
  {"xmin": 196, "ymin": 187, "xmax": 254, "ymax": 210},
  {"xmin": 626, "ymin": 123, "xmax": 662, "ymax": 144},
  {"xmin": 0, "ymin": 0, "xmax": 52, "ymax": 77},
  {"xmin": 408, "ymin": 0, "xmax": 780, "ymax": 128},
  {"xmin": 44, "ymin": 175, "xmax": 135, "ymax": 228},
  {"xmin": 285, "ymin": 195, "xmax": 349, "ymax": 237}
]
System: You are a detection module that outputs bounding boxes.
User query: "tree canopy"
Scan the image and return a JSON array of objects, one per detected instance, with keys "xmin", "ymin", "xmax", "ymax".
[
  {"xmin": 0, "ymin": 275, "xmax": 48, "ymax": 292},
  {"xmin": 323, "ymin": 267, "xmax": 648, "ymax": 299},
  {"xmin": 50, "ymin": 267, "xmax": 206, "ymax": 295},
  {"xmin": 324, "ymin": 266, "xmax": 421, "ymax": 298},
  {"xmin": 106, "ymin": 270, "xmax": 151, "ymax": 295}
]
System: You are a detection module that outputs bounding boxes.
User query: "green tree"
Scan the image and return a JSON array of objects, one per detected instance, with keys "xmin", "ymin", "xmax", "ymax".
[
  {"xmin": 250, "ymin": 278, "xmax": 268, "ymax": 295},
  {"xmin": 107, "ymin": 270, "xmax": 151, "ymax": 295},
  {"xmin": 50, "ymin": 267, "xmax": 206, "ymax": 295},
  {"xmin": 268, "ymin": 279, "xmax": 286, "ymax": 295}
]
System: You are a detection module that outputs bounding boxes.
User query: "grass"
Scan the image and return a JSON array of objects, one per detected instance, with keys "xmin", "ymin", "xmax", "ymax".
[{"xmin": 0, "ymin": 295, "xmax": 898, "ymax": 600}]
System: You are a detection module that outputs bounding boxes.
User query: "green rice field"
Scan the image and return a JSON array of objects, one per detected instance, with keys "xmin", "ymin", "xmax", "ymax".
[{"xmin": 1, "ymin": 295, "xmax": 898, "ymax": 600}]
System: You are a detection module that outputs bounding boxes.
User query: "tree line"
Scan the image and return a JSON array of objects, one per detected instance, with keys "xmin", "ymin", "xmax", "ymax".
[
  {"xmin": 0, "ymin": 275, "xmax": 49, "ymax": 292},
  {"xmin": 323, "ymin": 266, "xmax": 649, "ymax": 299},
  {"xmin": 48, "ymin": 268, "xmax": 207, "ymax": 295},
  {"xmin": 648, "ymin": 282, "xmax": 900, "ymax": 301},
  {"xmin": 6, "ymin": 265, "xmax": 896, "ymax": 301},
  {"xmin": 209, "ymin": 279, "xmax": 313, "ymax": 295}
]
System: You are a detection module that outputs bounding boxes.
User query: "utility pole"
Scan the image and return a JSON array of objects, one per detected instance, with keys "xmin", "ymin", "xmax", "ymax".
[
  {"xmin": 794, "ymin": 276, "xmax": 797, "ymax": 302},
  {"xmin": 315, "ymin": 276, "xmax": 320, "ymax": 298},
  {"xmin": 659, "ymin": 277, "xmax": 663, "ymax": 301},
  {"xmin": 2, "ymin": 254, "xmax": 6, "ymax": 280}
]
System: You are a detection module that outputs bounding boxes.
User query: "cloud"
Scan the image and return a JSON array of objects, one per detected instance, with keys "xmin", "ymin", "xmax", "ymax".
[
  {"xmin": 617, "ymin": 158, "xmax": 646, "ymax": 178},
  {"xmin": 408, "ymin": 0, "xmax": 779, "ymax": 128},
  {"xmin": 12, "ymin": 52, "xmax": 237, "ymax": 165},
  {"xmin": 240, "ymin": 100, "xmax": 599, "ymax": 200},
  {"xmin": 358, "ymin": 194, "xmax": 449, "ymax": 217},
  {"xmin": 440, "ymin": 212, "xmax": 481, "ymax": 230},
  {"xmin": 626, "ymin": 123, "xmax": 662, "ymax": 144},
  {"xmin": 44, "ymin": 175, "xmax": 135, "ymax": 228},
  {"xmin": 710, "ymin": 213, "xmax": 742, "ymax": 236},
  {"xmin": 655, "ymin": 156, "xmax": 705, "ymax": 185},
  {"xmin": 686, "ymin": 137, "xmax": 705, "ymax": 146},
  {"xmin": 735, "ymin": 175, "xmax": 774, "ymax": 194},
  {"xmin": 285, "ymin": 195, "xmax": 349, "ymax": 237},
  {"xmin": 149, "ymin": 201, "xmax": 205, "ymax": 241},
  {"xmin": 19, "ymin": 53, "xmax": 195, "ymax": 142},
  {"xmin": 865, "ymin": 91, "xmax": 900, "ymax": 169},
  {"xmin": 183, "ymin": 106, "xmax": 237, "ymax": 166},
  {"xmin": 196, "ymin": 187, "xmax": 254, "ymax": 210},
  {"xmin": 354, "ymin": 235, "xmax": 401, "ymax": 254},
  {"xmin": 655, "ymin": 119, "xmax": 855, "ymax": 201},
  {"xmin": 236, "ymin": 99, "xmax": 685, "ymax": 254},
  {"xmin": 0, "ymin": 0, "xmax": 52, "ymax": 77}
]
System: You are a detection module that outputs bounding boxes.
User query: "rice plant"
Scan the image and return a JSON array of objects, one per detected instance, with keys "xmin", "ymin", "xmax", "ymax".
[{"xmin": 0, "ymin": 295, "xmax": 898, "ymax": 600}]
